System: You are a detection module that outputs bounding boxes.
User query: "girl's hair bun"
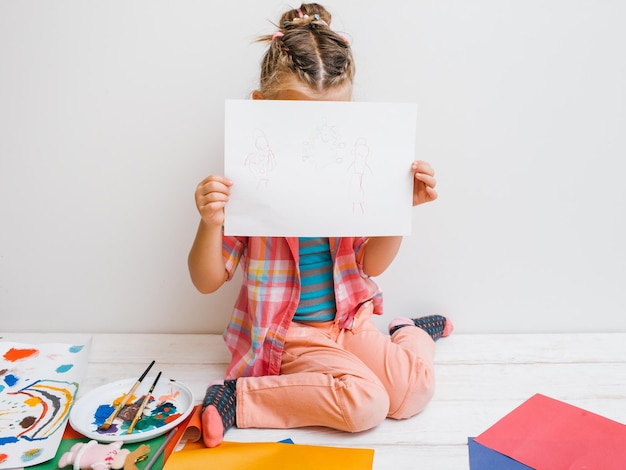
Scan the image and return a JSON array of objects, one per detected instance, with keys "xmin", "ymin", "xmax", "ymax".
[
  {"xmin": 257, "ymin": 3, "xmax": 354, "ymax": 97},
  {"xmin": 279, "ymin": 3, "xmax": 332, "ymax": 28}
]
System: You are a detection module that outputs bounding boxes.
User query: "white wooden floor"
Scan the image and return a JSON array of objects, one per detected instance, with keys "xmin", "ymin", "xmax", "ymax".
[{"xmin": 2, "ymin": 332, "xmax": 626, "ymax": 469}]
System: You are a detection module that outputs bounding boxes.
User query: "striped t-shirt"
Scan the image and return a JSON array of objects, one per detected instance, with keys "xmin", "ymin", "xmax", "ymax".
[{"xmin": 293, "ymin": 237, "xmax": 337, "ymax": 322}]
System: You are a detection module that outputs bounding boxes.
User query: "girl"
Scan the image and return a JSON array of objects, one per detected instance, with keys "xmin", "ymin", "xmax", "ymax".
[{"xmin": 188, "ymin": 3, "xmax": 452, "ymax": 448}]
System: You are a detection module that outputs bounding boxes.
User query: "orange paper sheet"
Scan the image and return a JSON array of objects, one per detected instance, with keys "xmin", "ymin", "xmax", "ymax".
[
  {"xmin": 163, "ymin": 404, "xmax": 202, "ymax": 460},
  {"xmin": 164, "ymin": 440, "xmax": 374, "ymax": 470},
  {"xmin": 475, "ymin": 394, "xmax": 626, "ymax": 470}
]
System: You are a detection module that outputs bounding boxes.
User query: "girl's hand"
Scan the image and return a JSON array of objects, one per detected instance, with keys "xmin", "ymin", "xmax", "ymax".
[
  {"xmin": 195, "ymin": 175, "xmax": 233, "ymax": 226},
  {"xmin": 411, "ymin": 160, "xmax": 438, "ymax": 206}
]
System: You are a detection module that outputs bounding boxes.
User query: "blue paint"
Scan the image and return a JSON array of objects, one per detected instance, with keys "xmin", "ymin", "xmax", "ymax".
[
  {"xmin": 69, "ymin": 345, "xmax": 84, "ymax": 353},
  {"xmin": 56, "ymin": 364, "xmax": 74, "ymax": 373},
  {"xmin": 3, "ymin": 374, "xmax": 19, "ymax": 387},
  {"xmin": 21, "ymin": 447, "xmax": 43, "ymax": 462},
  {"xmin": 93, "ymin": 404, "xmax": 121, "ymax": 434},
  {"xmin": 0, "ymin": 436, "xmax": 19, "ymax": 446},
  {"xmin": 94, "ymin": 404, "xmax": 115, "ymax": 426}
]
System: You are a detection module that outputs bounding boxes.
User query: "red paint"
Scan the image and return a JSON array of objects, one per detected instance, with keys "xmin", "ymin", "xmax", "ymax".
[
  {"xmin": 17, "ymin": 391, "xmax": 47, "ymax": 438},
  {"xmin": 3, "ymin": 347, "xmax": 39, "ymax": 362},
  {"xmin": 0, "ymin": 454, "xmax": 7, "ymax": 463},
  {"xmin": 164, "ymin": 413, "xmax": 181, "ymax": 423}
]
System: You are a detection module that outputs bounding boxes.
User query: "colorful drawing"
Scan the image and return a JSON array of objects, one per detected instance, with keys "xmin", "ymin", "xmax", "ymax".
[
  {"xmin": 1, "ymin": 380, "xmax": 78, "ymax": 441},
  {"xmin": 0, "ymin": 341, "xmax": 90, "ymax": 469}
]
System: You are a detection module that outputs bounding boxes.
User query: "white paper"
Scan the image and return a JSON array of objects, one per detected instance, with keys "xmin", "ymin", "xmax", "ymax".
[
  {"xmin": 0, "ymin": 339, "xmax": 91, "ymax": 469},
  {"xmin": 224, "ymin": 100, "xmax": 417, "ymax": 237}
]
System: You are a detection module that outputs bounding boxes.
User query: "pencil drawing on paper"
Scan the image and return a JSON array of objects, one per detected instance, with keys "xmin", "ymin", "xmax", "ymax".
[
  {"xmin": 347, "ymin": 138, "xmax": 373, "ymax": 214},
  {"xmin": 224, "ymin": 99, "xmax": 417, "ymax": 237},
  {"xmin": 301, "ymin": 117, "xmax": 347, "ymax": 169},
  {"xmin": 244, "ymin": 129, "xmax": 277, "ymax": 189}
]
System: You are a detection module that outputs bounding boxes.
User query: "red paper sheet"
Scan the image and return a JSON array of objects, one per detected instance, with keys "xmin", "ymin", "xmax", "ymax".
[{"xmin": 475, "ymin": 394, "xmax": 626, "ymax": 470}]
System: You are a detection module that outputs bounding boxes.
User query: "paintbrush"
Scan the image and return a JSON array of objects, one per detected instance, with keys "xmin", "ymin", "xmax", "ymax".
[
  {"xmin": 143, "ymin": 426, "xmax": 179, "ymax": 470},
  {"xmin": 98, "ymin": 360, "xmax": 155, "ymax": 431},
  {"xmin": 126, "ymin": 371, "xmax": 162, "ymax": 434}
]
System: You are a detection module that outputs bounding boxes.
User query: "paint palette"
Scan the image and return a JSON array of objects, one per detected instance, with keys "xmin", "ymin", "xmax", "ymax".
[{"xmin": 69, "ymin": 376, "xmax": 194, "ymax": 443}]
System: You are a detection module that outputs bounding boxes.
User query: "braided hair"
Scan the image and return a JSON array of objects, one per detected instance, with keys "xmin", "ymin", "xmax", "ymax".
[{"xmin": 257, "ymin": 3, "xmax": 354, "ymax": 98}]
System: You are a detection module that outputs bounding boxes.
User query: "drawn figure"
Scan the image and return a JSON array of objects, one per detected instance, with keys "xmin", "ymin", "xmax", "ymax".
[
  {"xmin": 301, "ymin": 117, "xmax": 347, "ymax": 168},
  {"xmin": 347, "ymin": 138, "xmax": 373, "ymax": 214},
  {"xmin": 0, "ymin": 380, "xmax": 78, "ymax": 441},
  {"xmin": 245, "ymin": 129, "xmax": 276, "ymax": 189}
]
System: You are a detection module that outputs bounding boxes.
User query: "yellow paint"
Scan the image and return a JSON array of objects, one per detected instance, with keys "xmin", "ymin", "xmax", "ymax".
[
  {"xmin": 24, "ymin": 397, "xmax": 41, "ymax": 407},
  {"xmin": 113, "ymin": 394, "xmax": 137, "ymax": 406}
]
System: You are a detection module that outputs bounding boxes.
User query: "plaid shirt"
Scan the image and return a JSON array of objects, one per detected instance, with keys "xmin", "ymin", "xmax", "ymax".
[{"xmin": 221, "ymin": 236, "xmax": 383, "ymax": 379}]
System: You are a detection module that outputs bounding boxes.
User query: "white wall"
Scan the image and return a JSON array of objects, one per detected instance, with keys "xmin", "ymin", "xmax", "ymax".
[{"xmin": 1, "ymin": 0, "xmax": 625, "ymax": 334}]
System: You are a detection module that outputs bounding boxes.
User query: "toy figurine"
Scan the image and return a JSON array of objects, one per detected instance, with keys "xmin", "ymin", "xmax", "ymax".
[{"xmin": 58, "ymin": 440, "xmax": 150, "ymax": 470}]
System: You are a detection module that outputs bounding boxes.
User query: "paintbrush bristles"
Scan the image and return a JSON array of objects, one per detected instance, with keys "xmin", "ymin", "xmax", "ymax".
[
  {"xmin": 97, "ymin": 360, "xmax": 156, "ymax": 431},
  {"xmin": 126, "ymin": 371, "xmax": 162, "ymax": 435}
]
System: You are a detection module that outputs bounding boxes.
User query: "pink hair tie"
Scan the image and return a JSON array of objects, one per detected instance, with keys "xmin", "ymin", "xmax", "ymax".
[
  {"xmin": 272, "ymin": 31, "xmax": 284, "ymax": 40},
  {"xmin": 297, "ymin": 8, "xmax": 304, "ymax": 19},
  {"xmin": 339, "ymin": 34, "xmax": 350, "ymax": 45}
]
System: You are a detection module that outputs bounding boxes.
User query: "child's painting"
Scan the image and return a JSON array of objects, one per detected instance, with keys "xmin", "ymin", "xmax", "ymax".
[
  {"xmin": 0, "ymin": 340, "xmax": 91, "ymax": 469},
  {"xmin": 224, "ymin": 100, "xmax": 417, "ymax": 237}
]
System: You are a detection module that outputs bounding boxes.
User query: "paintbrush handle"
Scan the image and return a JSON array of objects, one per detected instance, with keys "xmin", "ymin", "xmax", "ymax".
[
  {"xmin": 101, "ymin": 360, "xmax": 156, "ymax": 427},
  {"xmin": 102, "ymin": 381, "xmax": 141, "ymax": 427},
  {"xmin": 125, "ymin": 393, "xmax": 150, "ymax": 434},
  {"xmin": 137, "ymin": 360, "xmax": 157, "ymax": 382},
  {"xmin": 143, "ymin": 426, "xmax": 179, "ymax": 470},
  {"xmin": 127, "ymin": 371, "xmax": 162, "ymax": 434}
]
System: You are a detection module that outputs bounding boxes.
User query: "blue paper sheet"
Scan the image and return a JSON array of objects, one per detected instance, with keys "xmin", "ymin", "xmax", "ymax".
[{"xmin": 468, "ymin": 437, "xmax": 534, "ymax": 469}]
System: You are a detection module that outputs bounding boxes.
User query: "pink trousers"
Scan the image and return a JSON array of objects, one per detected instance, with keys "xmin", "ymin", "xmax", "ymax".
[{"xmin": 236, "ymin": 303, "xmax": 437, "ymax": 433}]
